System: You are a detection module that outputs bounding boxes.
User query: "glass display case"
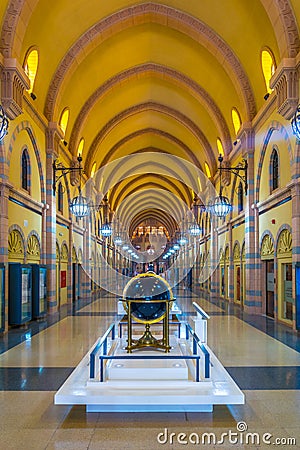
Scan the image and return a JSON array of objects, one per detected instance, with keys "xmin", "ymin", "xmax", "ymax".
[
  {"xmin": 0, "ymin": 263, "xmax": 5, "ymax": 332},
  {"xmin": 31, "ymin": 264, "xmax": 47, "ymax": 319},
  {"xmin": 9, "ymin": 263, "xmax": 32, "ymax": 325}
]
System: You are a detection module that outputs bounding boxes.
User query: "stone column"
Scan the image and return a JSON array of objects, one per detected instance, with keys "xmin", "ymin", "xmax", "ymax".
[
  {"xmin": 291, "ymin": 180, "xmax": 300, "ymax": 330},
  {"xmin": 45, "ymin": 122, "xmax": 63, "ymax": 313},
  {"xmin": 210, "ymin": 217, "xmax": 220, "ymax": 298},
  {"xmin": 82, "ymin": 216, "xmax": 91, "ymax": 299},
  {"xmin": 0, "ymin": 180, "xmax": 10, "ymax": 333},
  {"xmin": 67, "ymin": 221, "xmax": 74, "ymax": 303},
  {"xmin": 241, "ymin": 125, "xmax": 262, "ymax": 314},
  {"xmin": 228, "ymin": 222, "xmax": 234, "ymax": 302}
]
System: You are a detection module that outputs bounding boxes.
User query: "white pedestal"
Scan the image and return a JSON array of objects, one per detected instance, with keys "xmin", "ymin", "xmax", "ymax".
[{"xmin": 55, "ymin": 334, "xmax": 244, "ymax": 412}]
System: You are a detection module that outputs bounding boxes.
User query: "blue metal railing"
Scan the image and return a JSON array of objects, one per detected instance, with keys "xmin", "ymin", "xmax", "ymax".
[
  {"xmin": 192, "ymin": 302, "xmax": 210, "ymax": 320},
  {"xmin": 90, "ymin": 323, "xmax": 116, "ymax": 379},
  {"xmin": 185, "ymin": 322, "xmax": 211, "ymax": 379},
  {"xmin": 90, "ymin": 311, "xmax": 211, "ymax": 382}
]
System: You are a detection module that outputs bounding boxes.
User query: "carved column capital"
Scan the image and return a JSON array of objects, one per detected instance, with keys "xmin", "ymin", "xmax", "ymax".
[
  {"xmin": 1, "ymin": 58, "xmax": 30, "ymax": 119},
  {"xmin": 270, "ymin": 58, "xmax": 299, "ymax": 120},
  {"xmin": 46, "ymin": 122, "xmax": 64, "ymax": 157}
]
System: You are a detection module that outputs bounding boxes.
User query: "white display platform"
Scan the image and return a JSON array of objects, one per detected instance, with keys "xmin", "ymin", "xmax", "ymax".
[
  {"xmin": 54, "ymin": 325, "xmax": 244, "ymax": 412},
  {"xmin": 103, "ymin": 337, "xmax": 189, "ymax": 380}
]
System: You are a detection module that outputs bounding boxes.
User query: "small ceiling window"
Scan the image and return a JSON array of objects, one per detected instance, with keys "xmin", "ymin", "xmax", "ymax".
[
  {"xmin": 77, "ymin": 138, "xmax": 84, "ymax": 157},
  {"xmin": 217, "ymin": 138, "xmax": 224, "ymax": 156},
  {"xmin": 204, "ymin": 162, "xmax": 212, "ymax": 178},
  {"xmin": 231, "ymin": 108, "xmax": 242, "ymax": 135},
  {"xmin": 261, "ymin": 48, "xmax": 276, "ymax": 94},
  {"xmin": 59, "ymin": 108, "xmax": 70, "ymax": 136},
  {"xmin": 24, "ymin": 48, "xmax": 38, "ymax": 94},
  {"xmin": 91, "ymin": 162, "xmax": 96, "ymax": 178}
]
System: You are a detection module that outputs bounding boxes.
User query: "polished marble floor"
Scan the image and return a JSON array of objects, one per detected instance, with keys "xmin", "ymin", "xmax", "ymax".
[{"xmin": 0, "ymin": 288, "xmax": 300, "ymax": 449}]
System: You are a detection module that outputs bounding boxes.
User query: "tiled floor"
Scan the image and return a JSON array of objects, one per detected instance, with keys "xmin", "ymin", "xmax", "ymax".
[{"xmin": 0, "ymin": 289, "xmax": 299, "ymax": 449}]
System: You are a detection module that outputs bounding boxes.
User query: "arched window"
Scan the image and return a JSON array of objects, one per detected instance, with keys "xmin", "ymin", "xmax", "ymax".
[
  {"xmin": 21, "ymin": 148, "xmax": 30, "ymax": 192},
  {"xmin": 216, "ymin": 138, "xmax": 224, "ymax": 156},
  {"xmin": 204, "ymin": 162, "xmax": 212, "ymax": 178},
  {"xmin": 24, "ymin": 48, "xmax": 39, "ymax": 94},
  {"xmin": 77, "ymin": 138, "xmax": 84, "ymax": 157},
  {"xmin": 270, "ymin": 148, "xmax": 279, "ymax": 191},
  {"xmin": 231, "ymin": 108, "xmax": 242, "ymax": 135},
  {"xmin": 91, "ymin": 162, "xmax": 96, "ymax": 178},
  {"xmin": 261, "ymin": 48, "xmax": 276, "ymax": 94},
  {"xmin": 238, "ymin": 182, "xmax": 243, "ymax": 213},
  {"xmin": 58, "ymin": 182, "xmax": 64, "ymax": 213},
  {"xmin": 59, "ymin": 108, "xmax": 70, "ymax": 136}
]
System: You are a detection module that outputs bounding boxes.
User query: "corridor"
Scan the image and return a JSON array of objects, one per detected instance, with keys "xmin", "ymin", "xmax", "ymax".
[{"xmin": 0, "ymin": 289, "xmax": 299, "ymax": 449}]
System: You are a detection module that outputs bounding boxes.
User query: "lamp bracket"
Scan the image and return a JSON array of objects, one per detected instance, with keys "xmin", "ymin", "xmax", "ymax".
[
  {"xmin": 218, "ymin": 155, "xmax": 248, "ymax": 195},
  {"xmin": 52, "ymin": 156, "xmax": 83, "ymax": 192}
]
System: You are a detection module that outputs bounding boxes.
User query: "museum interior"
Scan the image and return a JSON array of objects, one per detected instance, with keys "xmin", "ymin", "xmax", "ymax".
[{"xmin": 0, "ymin": 1, "xmax": 300, "ymax": 449}]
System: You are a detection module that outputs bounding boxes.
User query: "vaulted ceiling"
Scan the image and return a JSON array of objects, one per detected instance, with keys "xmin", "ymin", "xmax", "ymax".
[{"xmin": 1, "ymin": 0, "xmax": 299, "ymax": 235}]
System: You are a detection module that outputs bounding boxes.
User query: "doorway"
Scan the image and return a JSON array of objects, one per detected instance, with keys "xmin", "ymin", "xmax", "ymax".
[{"xmin": 266, "ymin": 260, "xmax": 274, "ymax": 318}]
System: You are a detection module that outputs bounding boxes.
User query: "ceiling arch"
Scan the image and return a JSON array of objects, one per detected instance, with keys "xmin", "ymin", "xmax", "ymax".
[
  {"xmin": 68, "ymin": 63, "xmax": 232, "ymax": 156},
  {"xmin": 117, "ymin": 193, "xmax": 185, "ymax": 229},
  {"xmin": 1, "ymin": 1, "xmax": 296, "ymax": 64},
  {"xmin": 42, "ymin": 3, "xmax": 257, "ymax": 121},
  {"xmin": 96, "ymin": 157, "xmax": 200, "ymax": 199},
  {"xmin": 87, "ymin": 102, "xmax": 216, "ymax": 172},
  {"xmin": 110, "ymin": 177, "xmax": 191, "ymax": 212}
]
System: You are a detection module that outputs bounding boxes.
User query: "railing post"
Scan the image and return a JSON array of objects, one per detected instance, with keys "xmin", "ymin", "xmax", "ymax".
[
  {"xmin": 90, "ymin": 354, "xmax": 95, "ymax": 379},
  {"xmin": 196, "ymin": 357, "xmax": 200, "ymax": 382},
  {"xmin": 100, "ymin": 357, "xmax": 104, "ymax": 382},
  {"xmin": 193, "ymin": 335, "xmax": 197, "ymax": 354}
]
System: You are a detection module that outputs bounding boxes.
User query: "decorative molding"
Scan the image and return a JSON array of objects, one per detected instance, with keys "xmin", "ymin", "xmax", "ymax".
[
  {"xmin": 277, "ymin": 229, "xmax": 292, "ymax": 255},
  {"xmin": 27, "ymin": 234, "xmax": 40, "ymax": 260},
  {"xmin": 233, "ymin": 243, "xmax": 241, "ymax": 261},
  {"xmin": 261, "ymin": 234, "xmax": 275, "ymax": 259},
  {"xmin": 1, "ymin": 58, "xmax": 30, "ymax": 119},
  {"xmin": 72, "ymin": 246, "xmax": 77, "ymax": 262},
  {"xmin": 60, "ymin": 243, "xmax": 69, "ymax": 262},
  {"xmin": 46, "ymin": 122, "xmax": 64, "ymax": 157},
  {"xmin": 8, "ymin": 229, "xmax": 24, "ymax": 259},
  {"xmin": 274, "ymin": 0, "xmax": 300, "ymax": 58},
  {"xmin": 224, "ymin": 246, "xmax": 230, "ymax": 262}
]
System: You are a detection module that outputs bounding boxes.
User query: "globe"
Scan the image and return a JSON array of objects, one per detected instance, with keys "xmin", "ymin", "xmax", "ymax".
[{"xmin": 122, "ymin": 272, "xmax": 174, "ymax": 323}]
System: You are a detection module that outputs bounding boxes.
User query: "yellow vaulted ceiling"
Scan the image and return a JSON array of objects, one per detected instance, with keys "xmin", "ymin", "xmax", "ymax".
[{"xmin": 1, "ymin": 0, "xmax": 292, "ymax": 232}]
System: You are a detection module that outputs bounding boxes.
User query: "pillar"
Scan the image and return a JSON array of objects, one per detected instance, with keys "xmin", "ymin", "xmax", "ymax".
[
  {"xmin": 241, "ymin": 126, "xmax": 262, "ymax": 314},
  {"xmin": 291, "ymin": 181, "xmax": 300, "ymax": 330},
  {"xmin": 45, "ymin": 122, "xmax": 63, "ymax": 313},
  {"xmin": 0, "ymin": 180, "xmax": 10, "ymax": 332}
]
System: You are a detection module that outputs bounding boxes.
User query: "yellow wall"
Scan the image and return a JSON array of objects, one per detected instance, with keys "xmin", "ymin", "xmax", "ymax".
[
  {"xmin": 8, "ymin": 202, "xmax": 42, "ymax": 237},
  {"xmin": 259, "ymin": 202, "xmax": 292, "ymax": 242}
]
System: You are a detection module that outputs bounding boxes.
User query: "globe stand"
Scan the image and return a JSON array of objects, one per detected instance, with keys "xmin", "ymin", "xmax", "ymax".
[
  {"xmin": 133, "ymin": 323, "xmax": 171, "ymax": 352},
  {"xmin": 125, "ymin": 299, "xmax": 172, "ymax": 353}
]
